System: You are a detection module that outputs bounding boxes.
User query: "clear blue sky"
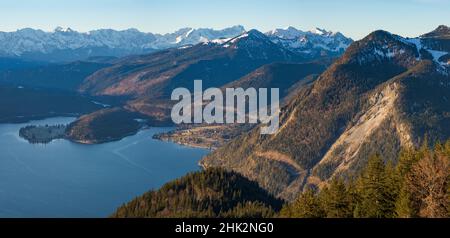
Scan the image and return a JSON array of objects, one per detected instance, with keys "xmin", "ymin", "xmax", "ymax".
[{"xmin": 0, "ymin": 0, "xmax": 448, "ymax": 39}]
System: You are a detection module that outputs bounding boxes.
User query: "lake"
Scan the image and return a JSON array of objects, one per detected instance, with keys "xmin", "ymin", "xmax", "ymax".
[{"xmin": 0, "ymin": 117, "xmax": 209, "ymax": 218}]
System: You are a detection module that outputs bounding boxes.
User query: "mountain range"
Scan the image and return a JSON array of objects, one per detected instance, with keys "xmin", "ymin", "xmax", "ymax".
[
  {"xmin": 68, "ymin": 28, "xmax": 338, "ymax": 135},
  {"xmin": 202, "ymin": 25, "xmax": 450, "ymax": 200},
  {"xmin": 0, "ymin": 26, "xmax": 352, "ymax": 62},
  {"xmin": 267, "ymin": 27, "xmax": 352, "ymax": 58},
  {"xmin": 79, "ymin": 29, "xmax": 305, "ymax": 98},
  {"xmin": 0, "ymin": 24, "xmax": 448, "ymax": 204},
  {"xmin": 0, "ymin": 27, "xmax": 340, "ymax": 137}
]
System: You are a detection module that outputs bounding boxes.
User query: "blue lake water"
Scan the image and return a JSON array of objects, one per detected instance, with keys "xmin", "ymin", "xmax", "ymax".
[{"xmin": 0, "ymin": 117, "xmax": 209, "ymax": 218}]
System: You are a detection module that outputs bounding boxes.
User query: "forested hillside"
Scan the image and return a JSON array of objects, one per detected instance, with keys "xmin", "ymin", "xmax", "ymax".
[
  {"xmin": 111, "ymin": 168, "xmax": 283, "ymax": 218},
  {"xmin": 113, "ymin": 140, "xmax": 449, "ymax": 218},
  {"xmin": 202, "ymin": 26, "xmax": 450, "ymax": 200},
  {"xmin": 281, "ymin": 140, "xmax": 450, "ymax": 218}
]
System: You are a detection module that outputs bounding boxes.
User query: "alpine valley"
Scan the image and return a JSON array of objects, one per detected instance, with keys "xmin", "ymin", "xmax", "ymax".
[
  {"xmin": 0, "ymin": 24, "xmax": 449, "ymax": 218},
  {"xmin": 202, "ymin": 25, "xmax": 450, "ymax": 200}
]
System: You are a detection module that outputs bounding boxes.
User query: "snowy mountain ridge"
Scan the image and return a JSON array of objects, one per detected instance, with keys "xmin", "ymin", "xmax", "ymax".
[
  {"xmin": 265, "ymin": 26, "xmax": 353, "ymax": 57},
  {"xmin": 0, "ymin": 26, "xmax": 245, "ymax": 57},
  {"xmin": 0, "ymin": 25, "xmax": 353, "ymax": 61}
]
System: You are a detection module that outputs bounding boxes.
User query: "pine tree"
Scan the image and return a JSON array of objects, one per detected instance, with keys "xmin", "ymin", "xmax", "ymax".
[
  {"xmin": 395, "ymin": 186, "xmax": 415, "ymax": 218},
  {"xmin": 280, "ymin": 189, "xmax": 324, "ymax": 218},
  {"xmin": 354, "ymin": 155, "xmax": 396, "ymax": 218},
  {"xmin": 320, "ymin": 179, "xmax": 353, "ymax": 218},
  {"xmin": 396, "ymin": 148, "xmax": 420, "ymax": 178},
  {"xmin": 394, "ymin": 147, "xmax": 421, "ymax": 217},
  {"xmin": 385, "ymin": 161, "xmax": 400, "ymax": 214}
]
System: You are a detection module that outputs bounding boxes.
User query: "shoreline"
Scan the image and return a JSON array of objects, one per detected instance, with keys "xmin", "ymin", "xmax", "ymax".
[
  {"xmin": 0, "ymin": 117, "xmax": 208, "ymax": 218},
  {"xmin": 7, "ymin": 116, "xmax": 214, "ymax": 150},
  {"xmin": 155, "ymin": 136, "xmax": 217, "ymax": 151},
  {"xmin": 68, "ymin": 129, "xmax": 144, "ymax": 145}
]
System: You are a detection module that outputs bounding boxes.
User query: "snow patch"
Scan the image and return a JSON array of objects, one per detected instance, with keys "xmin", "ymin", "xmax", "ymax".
[
  {"xmin": 399, "ymin": 36, "xmax": 449, "ymax": 71},
  {"xmin": 210, "ymin": 38, "xmax": 232, "ymax": 44},
  {"xmin": 428, "ymin": 49, "xmax": 448, "ymax": 65},
  {"xmin": 178, "ymin": 45, "xmax": 192, "ymax": 49},
  {"xmin": 230, "ymin": 33, "xmax": 249, "ymax": 43}
]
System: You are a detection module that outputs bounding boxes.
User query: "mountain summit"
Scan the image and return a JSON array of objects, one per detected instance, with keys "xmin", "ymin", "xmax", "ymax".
[
  {"xmin": 0, "ymin": 26, "xmax": 352, "ymax": 62},
  {"xmin": 0, "ymin": 26, "xmax": 246, "ymax": 62},
  {"xmin": 202, "ymin": 26, "xmax": 450, "ymax": 200},
  {"xmin": 79, "ymin": 29, "xmax": 305, "ymax": 98},
  {"xmin": 266, "ymin": 26, "xmax": 353, "ymax": 59},
  {"xmin": 421, "ymin": 25, "xmax": 450, "ymax": 39}
]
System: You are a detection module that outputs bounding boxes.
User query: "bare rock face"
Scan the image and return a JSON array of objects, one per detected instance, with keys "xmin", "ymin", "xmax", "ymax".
[{"xmin": 202, "ymin": 26, "xmax": 450, "ymax": 201}]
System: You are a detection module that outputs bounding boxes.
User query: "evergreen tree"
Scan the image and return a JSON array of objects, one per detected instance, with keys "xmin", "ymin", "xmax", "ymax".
[
  {"xmin": 111, "ymin": 168, "xmax": 282, "ymax": 218},
  {"xmin": 385, "ymin": 161, "xmax": 400, "ymax": 214},
  {"xmin": 280, "ymin": 189, "xmax": 324, "ymax": 218},
  {"xmin": 396, "ymin": 148, "xmax": 420, "ymax": 178},
  {"xmin": 354, "ymin": 155, "xmax": 396, "ymax": 218},
  {"xmin": 395, "ymin": 186, "xmax": 415, "ymax": 218},
  {"xmin": 394, "ymin": 147, "xmax": 421, "ymax": 217},
  {"xmin": 320, "ymin": 179, "xmax": 353, "ymax": 218},
  {"xmin": 221, "ymin": 201, "xmax": 275, "ymax": 218}
]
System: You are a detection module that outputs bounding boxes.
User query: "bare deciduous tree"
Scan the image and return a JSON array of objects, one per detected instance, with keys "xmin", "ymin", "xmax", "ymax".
[{"xmin": 406, "ymin": 153, "xmax": 449, "ymax": 218}]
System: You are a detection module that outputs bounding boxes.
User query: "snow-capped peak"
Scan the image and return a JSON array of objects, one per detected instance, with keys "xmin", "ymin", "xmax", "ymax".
[
  {"xmin": 225, "ymin": 29, "xmax": 272, "ymax": 46},
  {"xmin": 0, "ymin": 25, "xmax": 353, "ymax": 62},
  {"xmin": 309, "ymin": 27, "xmax": 331, "ymax": 36},
  {"xmin": 148, "ymin": 26, "xmax": 246, "ymax": 49},
  {"xmin": 266, "ymin": 27, "xmax": 304, "ymax": 39},
  {"xmin": 54, "ymin": 27, "xmax": 75, "ymax": 33},
  {"xmin": 0, "ymin": 26, "xmax": 246, "ymax": 60},
  {"xmin": 266, "ymin": 26, "xmax": 353, "ymax": 57}
]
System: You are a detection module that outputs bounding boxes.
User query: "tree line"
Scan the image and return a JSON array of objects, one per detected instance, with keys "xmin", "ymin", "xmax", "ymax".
[
  {"xmin": 280, "ymin": 139, "xmax": 450, "ymax": 218},
  {"xmin": 112, "ymin": 139, "xmax": 449, "ymax": 218}
]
